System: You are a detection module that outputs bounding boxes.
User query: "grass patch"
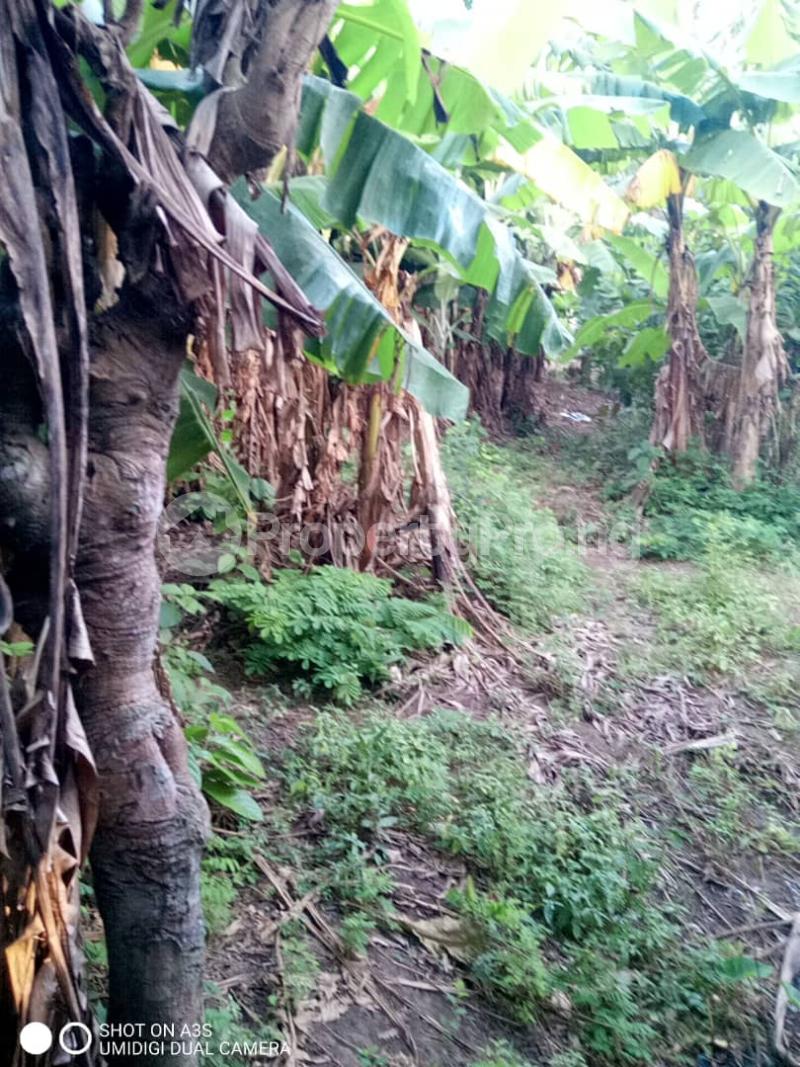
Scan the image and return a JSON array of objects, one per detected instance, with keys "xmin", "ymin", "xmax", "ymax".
[
  {"xmin": 204, "ymin": 986, "xmax": 280, "ymax": 1067},
  {"xmin": 442, "ymin": 420, "xmax": 588, "ymax": 631},
  {"xmin": 634, "ymin": 520, "xmax": 799, "ymax": 678},
  {"xmin": 626, "ymin": 445, "xmax": 800, "ymax": 565},
  {"xmin": 686, "ymin": 747, "xmax": 800, "ymax": 857},
  {"xmin": 277, "ymin": 706, "xmax": 764, "ymax": 1064},
  {"xmin": 471, "ymin": 1040, "xmax": 540, "ymax": 1067}
]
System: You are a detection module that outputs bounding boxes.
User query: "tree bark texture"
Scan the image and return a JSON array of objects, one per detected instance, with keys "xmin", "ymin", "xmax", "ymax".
[
  {"xmin": 650, "ymin": 192, "xmax": 708, "ymax": 453},
  {"xmin": 74, "ymin": 298, "xmax": 209, "ymax": 1067},
  {"xmin": 193, "ymin": 0, "xmax": 338, "ymax": 183},
  {"xmin": 729, "ymin": 201, "xmax": 790, "ymax": 486}
]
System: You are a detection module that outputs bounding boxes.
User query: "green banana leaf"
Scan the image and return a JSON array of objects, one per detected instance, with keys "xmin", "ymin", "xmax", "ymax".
[
  {"xmin": 684, "ymin": 129, "xmax": 800, "ymax": 208},
  {"xmin": 584, "ymin": 73, "xmax": 706, "ymax": 129},
  {"xmin": 618, "ymin": 326, "xmax": 669, "ymax": 367},
  {"xmin": 633, "ymin": 12, "xmax": 724, "ymax": 98},
  {"xmin": 127, "ymin": 0, "xmax": 191, "ymax": 68},
  {"xmin": 296, "ymin": 75, "xmax": 571, "ymax": 356},
  {"xmin": 231, "ymin": 181, "xmax": 469, "ymax": 421},
  {"xmin": 736, "ymin": 69, "xmax": 800, "ymax": 105},
  {"xmin": 559, "ymin": 301, "xmax": 657, "ymax": 362},
  {"xmin": 168, "ymin": 366, "xmax": 253, "ymax": 512},
  {"xmin": 745, "ymin": 0, "xmax": 800, "ymax": 67},
  {"xmin": 607, "ymin": 235, "xmax": 670, "ymax": 300},
  {"xmin": 333, "ymin": 0, "xmax": 422, "ymax": 107}
]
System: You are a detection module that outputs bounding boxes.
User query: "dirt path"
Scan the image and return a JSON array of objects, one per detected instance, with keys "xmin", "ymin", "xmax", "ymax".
[{"xmin": 203, "ymin": 396, "xmax": 800, "ymax": 1067}]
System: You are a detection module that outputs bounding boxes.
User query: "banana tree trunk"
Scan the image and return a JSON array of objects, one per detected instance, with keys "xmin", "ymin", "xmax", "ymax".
[
  {"xmin": 650, "ymin": 190, "xmax": 708, "ymax": 453},
  {"xmin": 729, "ymin": 201, "xmax": 789, "ymax": 487},
  {"xmin": 411, "ymin": 403, "xmax": 457, "ymax": 584},
  {"xmin": 357, "ymin": 386, "xmax": 388, "ymax": 570},
  {"xmin": 75, "ymin": 298, "xmax": 209, "ymax": 1066}
]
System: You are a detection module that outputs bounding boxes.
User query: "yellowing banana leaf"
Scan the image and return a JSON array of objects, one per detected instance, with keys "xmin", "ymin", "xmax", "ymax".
[
  {"xmin": 626, "ymin": 149, "xmax": 682, "ymax": 208},
  {"xmin": 745, "ymin": 0, "xmax": 799, "ymax": 67},
  {"xmin": 429, "ymin": 0, "xmax": 561, "ymax": 93},
  {"xmin": 495, "ymin": 136, "xmax": 629, "ymax": 233}
]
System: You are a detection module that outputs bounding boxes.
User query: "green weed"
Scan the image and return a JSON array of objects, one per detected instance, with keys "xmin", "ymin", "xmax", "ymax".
[
  {"xmin": 209, "ymin": 566, "xmax": 470, "ymax": 704},
  {"xmin": 450, "ymin": 883, "xmax": 550, "ymax": 1023},
  {"xmin": 634, "ymin": 448, "xmax": 800, "ymax": 564},
  {"xmin": 688, "ymin": 748, "xmax": 800, "ymax": 856},
  {"xmin": 442, "ymin": 420, "xmax": 588, "ymax": 631},
  {"xmin": 280, "ymin": 707, "xmax": 758, "ymax": 1064},
  {"xmin": 161, "ymin": 623, "xmax": 266, "ymax": 822},
  {"xmin": 201, "ymin": 832, "xmax": 262, "ymax": 936},
  {"xmin": 204, "ymin": 986, "xmax": 279, "ymax": 1067},
  {"xmin": 201, "ymin": 872, "xmax": 238, "ymax": 937},
  {"xmin": 635, "ymin": 518, "xmax": 799, "ymax": 677},
  {"xmin": 471, "ymin": 1040, "xmax": 538, "ymax": 1067},
  {"xmin": 273, "ymin": 922, "xmax": 319, "ymax": 1012},
  {"xmin": 547, "ymin": 1053, "xmax": 589, "ymax": 1067}
]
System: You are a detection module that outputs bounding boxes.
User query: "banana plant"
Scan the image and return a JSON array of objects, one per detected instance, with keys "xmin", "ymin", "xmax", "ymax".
[{"xmin": 528, "ymin": 4, "xmax": 800, "ymax": 476}]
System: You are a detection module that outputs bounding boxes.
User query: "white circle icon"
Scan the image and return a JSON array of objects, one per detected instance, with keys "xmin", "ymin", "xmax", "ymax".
[
  {"xmin": 19, "ymin": 1022, "xmax": 53, "ymax": 1055},
  {"xmin": 59, "ymin": 1023, "xmax": 92, "ymax": 1056}
]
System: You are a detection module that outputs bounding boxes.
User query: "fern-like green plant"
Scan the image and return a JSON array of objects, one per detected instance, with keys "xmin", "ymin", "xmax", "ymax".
[{"xmin": 208, "ymin": 566, "xmax": 471, "ymax": 703}]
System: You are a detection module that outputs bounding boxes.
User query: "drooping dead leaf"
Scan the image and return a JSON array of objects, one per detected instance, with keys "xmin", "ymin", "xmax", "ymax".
[{"xmin": 399, "ymin": 914, "xmax": 477, "ymax": 964}]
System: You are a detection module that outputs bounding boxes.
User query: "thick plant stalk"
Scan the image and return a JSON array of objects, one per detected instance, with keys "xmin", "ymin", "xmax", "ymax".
[
  {"xmin": 355, "ymin": 236, "xmax": 411, "ymax": 571},
  {"xmin": 729, "ymin": 201, "xmax": 790, "ymax": 487},
  {"xmin": 650, "ymin": 190, "xmax": 708, "ymax": 453},
  {"xmin": 75, "ymin": 299, "xmax": 209, "ymax": 1067},
  {"xmin": 411, "ymin": 403, "xmax": 457, "ymax": 584},
  {"xmin": 195, "ymin": 0, "xmax": 338, "ymax": 183},
  {"xmin": 357, "ymin": 386, "xmax": 387, "ymax": 570},
  {"xmin": 402, "ymin": 313, "xmax": 459, "ymax": 583}
]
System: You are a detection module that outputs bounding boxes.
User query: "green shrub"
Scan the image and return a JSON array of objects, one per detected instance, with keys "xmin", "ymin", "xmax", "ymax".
[
  {"xmin": 450, "ymin": 883, "xmax": 551, "ymax": 1023},
  {"xmin": 634, "ymin": 447, "xmax": 800, "ymax": 563},
  {"xmin": 635, "ymin": 517, "xmax": 799, "ymax": 676},
  {"xmin": 201, "ymin": 832, "xmax": 262, "ymax": 936},
  {"xmin": 204, "ymin": 987, "xmax": 278, "ymax": 1067},
  {"xmin": 282, "ymin": 707, "xmax": 754, "ymax": 1062},
  {"xmin": 442, "ymin": 420, "xmax": 588, "ymax": 630},
  {"xmin": 208, "ymin": 566, "xmax": 470, "ymax": 704},
  {"xmin": 162, "ymin": 641, "xmax": 266, "ymax": 822},
  {"xmin": 639, "ymin": 509, "xmax": 788, "ymax": 562},
  {"xmin": 286, "ymin": 709, "xmax": 454, "ymax": 836},
  {"xmin": 161, "ymin": 587, "xmax": 266, "ymax": 822},
  {"xmin": 471, "ymin": 1042, "xmax": 538, "ymax": 1067}
]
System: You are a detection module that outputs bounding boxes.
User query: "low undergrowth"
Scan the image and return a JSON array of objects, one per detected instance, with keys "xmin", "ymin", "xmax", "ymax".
[
  {"xmin": 627, "ymin": 444, "xmax": 800, "ymax": 565},
  {"xmin": 442, "ymin": 420, "xmax": 588, "ymax": 631},
  {"xmin": 541, "ymin": 416, "xmax": 800, "ymax": 566},
  {"xmin": 208, "ymin": 566, "xmax": 470, "ymax": 704},
  {"xmin": 276, "ymin": 707, "xmax": 764, "ymax": 1065},
  {"xmin": 157, "ymin": 416, "xmax": 800, "ymax": 1065},
  {"xmin": 634, "ymin": 519, "xmax": 799, "ymax": 678},
  {"xmin": 686, "ymin": 746, "xmax": 800, "ymax": 858}
]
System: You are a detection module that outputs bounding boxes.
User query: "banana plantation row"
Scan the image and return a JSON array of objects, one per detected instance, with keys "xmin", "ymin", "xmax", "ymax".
[{"xmin": 1, "ymin": 0, "xmax": 798, "ymax": 1063}]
